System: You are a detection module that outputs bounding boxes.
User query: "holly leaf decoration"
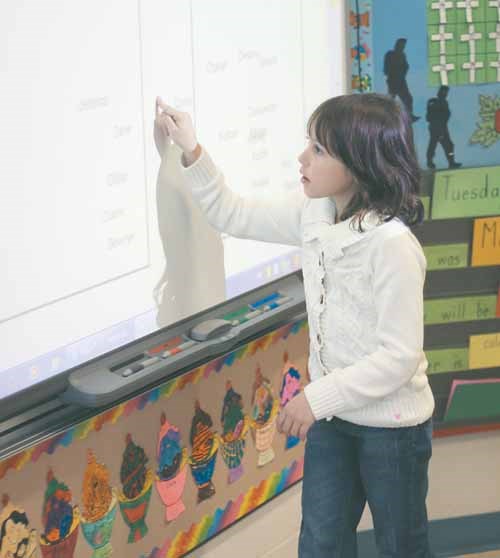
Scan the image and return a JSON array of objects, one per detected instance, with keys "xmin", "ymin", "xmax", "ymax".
[{"xmin": 470, "ymin": 95, "xmax": 500, "ymax": 148}]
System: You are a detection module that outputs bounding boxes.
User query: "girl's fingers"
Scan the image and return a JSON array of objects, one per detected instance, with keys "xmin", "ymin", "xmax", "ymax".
[
  {"xmin": 280, "ymin": 414, "xmax": 292, "ymax": 436},
  {"xmin": 156, "ymin": 96, "xmax": 167, "ymax": 112},
  {"xmin": 289, "ymin": 421, "xmax": 300, "ymax": 440},
  {"xmin": 163, "ymin": 114, "xmax": 178, "ymax": 135},
  {"xmin": 157, "ymin": 99, "xmax": 182, "ymax": 120},
  {"xmin": 299, "ymin": 424, "xmax": 309, "ymax": 441}
]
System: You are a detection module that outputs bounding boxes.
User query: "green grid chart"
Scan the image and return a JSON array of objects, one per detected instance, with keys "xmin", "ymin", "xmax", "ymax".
[{"xmin": 427, "ymin": 0, "xmax": 500, "ymax": 86}]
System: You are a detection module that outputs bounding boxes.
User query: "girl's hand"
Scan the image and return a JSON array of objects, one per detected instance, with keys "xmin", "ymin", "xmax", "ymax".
[
  {"xmin": 277, "ymin": 391, "xmax": 315, "ymax": 441},
  {"xmin": 156, "ymin": 97, "xmax": 199, "ymax": 159},
  {"xmin": 154, "ymin": 97, "xmax": 170, "ymax": 157}
]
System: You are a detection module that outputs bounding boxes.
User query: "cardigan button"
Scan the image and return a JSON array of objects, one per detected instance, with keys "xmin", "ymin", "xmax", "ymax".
[
  {"xmin": 320, "ymin": 294, "xmax": 324, "ymax": 304},
  {"xmin": 316, "ymin": 333, "xmax": 321, "ymax": 344}
]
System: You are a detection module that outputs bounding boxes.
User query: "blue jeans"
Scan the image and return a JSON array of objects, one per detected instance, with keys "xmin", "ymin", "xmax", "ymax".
[{"xmin": 298, "ymin": 417, "xmax": 434, "ymax": 558}]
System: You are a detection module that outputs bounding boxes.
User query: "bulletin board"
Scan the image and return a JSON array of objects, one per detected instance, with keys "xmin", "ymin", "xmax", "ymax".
[
  {"xmin": 0, "ymin": 320, "xmax": 308, "ymax": 558},
  {"xmin": 350, "ymin": 0, "xmax": 500, "ymax": 436},
  {"xmin": 349, "ymin": 0, "xmax": 500, "ymax": 167}
]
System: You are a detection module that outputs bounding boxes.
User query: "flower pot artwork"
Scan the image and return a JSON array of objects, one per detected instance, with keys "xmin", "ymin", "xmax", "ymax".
[
  {"xmin": 40, "ymin": 469, "xmax": 80, "ymax": 558},
  {"xmin": 279, "ymin": 352, "xmax": 303, "ymax": 450},
  {"xmin": 189, "ymin": 400, "xmax": 219, "ymax": 503},
  {"xmin": 0, "ymin": 495, "xmax": 38, "ymax": 558},
  {"xmin": 118, "ymin": 434, "xmax": 153, "ymax": 543},
  {"xmin": 80, "ymin": 495, "xmax": 117, "ymax": 558},
  {"xmin": 155, "ymin": 414, "xmax": 188, "ymax": 522},
  {"xmin": 250, "ymin": 366, "xmax": 279, "ymax": 466},
  {"xmin": 220, "ymin": 380, "xmax": 249, "ymax": 484},
  {"xmin": 80, "ymin": 450, "xmax": 118, "ymax": 558}
]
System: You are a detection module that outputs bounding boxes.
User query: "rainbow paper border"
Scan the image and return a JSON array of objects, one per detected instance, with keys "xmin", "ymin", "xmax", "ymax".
[{"xmin": 0, "ymin": 319, "xmax": 308, "ymax": 480}]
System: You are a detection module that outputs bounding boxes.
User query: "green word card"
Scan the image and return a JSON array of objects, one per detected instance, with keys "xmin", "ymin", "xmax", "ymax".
[
  {"xmin": 424, "ymin": 243, "xmax": 469, "ymax": 270},
  {"xmin": 421, "ymin": 196, "xmax": 431, "ymax": 220},
  {"xmin": 424, "ymin": 294, "xmax": 497, "ymax": 325},
  {"xmin": 426, "ymin": 347, "xmax": 469, "ymax": 375},
  {"xmin": 431, "ymin": 165, "xmax": 500, "ymax": 219}
]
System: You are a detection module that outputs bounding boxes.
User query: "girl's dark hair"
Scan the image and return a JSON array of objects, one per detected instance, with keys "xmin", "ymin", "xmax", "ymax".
[{"xmin": 307, "ymin": 93, "xmax": 424, "ymax": 230}]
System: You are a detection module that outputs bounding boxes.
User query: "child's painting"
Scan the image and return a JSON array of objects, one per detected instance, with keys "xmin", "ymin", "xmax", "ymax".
[
  {"xmin": 155, "ymin": 414, "xmax": 188, "ymax": 522},
  {"xmin": 220, "ymin": 380, "xmax": 249, "ymax": 484}
]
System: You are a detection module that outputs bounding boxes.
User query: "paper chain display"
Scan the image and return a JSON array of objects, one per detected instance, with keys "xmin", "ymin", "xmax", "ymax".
[
  {"xmin": 349, "ymin": 0, "xmax": 373, "ymax": 92},
  {"xmin": 428, "ymin": 0, "xmax": 500, "ymax": 85}
]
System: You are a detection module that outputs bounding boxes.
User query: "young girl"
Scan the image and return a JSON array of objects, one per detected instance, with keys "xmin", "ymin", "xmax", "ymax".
[{"xmin": 155, "ymin": 93, "xmax": 435, "ymax": 558}]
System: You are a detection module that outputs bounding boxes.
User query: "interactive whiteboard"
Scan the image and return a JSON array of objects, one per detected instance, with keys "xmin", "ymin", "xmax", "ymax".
[{"xmin": 0, "ymin": 0, "xmax": 346, "ymax": 399}]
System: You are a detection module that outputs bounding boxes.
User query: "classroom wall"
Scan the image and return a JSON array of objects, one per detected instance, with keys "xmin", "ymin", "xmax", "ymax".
[{"xmin": 1, "ymin": 2, "xmax": 499, "ymax": 557}]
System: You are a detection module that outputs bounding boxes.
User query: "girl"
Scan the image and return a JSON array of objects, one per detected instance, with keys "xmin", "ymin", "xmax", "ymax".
[{"xmin": 155, "ymin": 93, "xmax": 435, "ymax": 558}]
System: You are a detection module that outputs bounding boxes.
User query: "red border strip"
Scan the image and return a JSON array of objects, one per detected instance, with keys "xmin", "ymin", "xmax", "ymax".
[{"xmin": 434, "ymin": 422, "xmax": 500, "ymax": 438}]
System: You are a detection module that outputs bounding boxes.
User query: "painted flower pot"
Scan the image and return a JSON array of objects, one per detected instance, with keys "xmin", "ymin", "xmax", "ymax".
[
  {"xmin": 118, "ymin": 470, "xmax": 153, "ymax": 542},
  {"xmin": 80, "ymin": 491, "xmax": 118, "ymax": 558},
  {"xmin": 189, "ymin": 436, "xmax": 219, "ymax": 502},
  {"xmin": 221, "ymin": 416, "xmax": 249, "ymax": 483},
  {"xmin": 155, "ymin": 449, "xmax": 189, "ymax": 522},
  {"xmin": 40, "ymin": 507, "xmax": 80, "ymax": 558},
  {"xmin": 252, "ymin": 401, "xmax": 279, "ymax": 466}
]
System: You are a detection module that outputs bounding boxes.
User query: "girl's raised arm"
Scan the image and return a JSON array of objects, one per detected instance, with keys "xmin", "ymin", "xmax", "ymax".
[{"xmin": 156, "ymin": 98, "xmax": 305, "ymax": 247}]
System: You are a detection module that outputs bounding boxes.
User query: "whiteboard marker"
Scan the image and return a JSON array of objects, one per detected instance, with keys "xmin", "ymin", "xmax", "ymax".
[{"xmin": 121, "ymin": 356, "xmax": 161, "ymax": 377}]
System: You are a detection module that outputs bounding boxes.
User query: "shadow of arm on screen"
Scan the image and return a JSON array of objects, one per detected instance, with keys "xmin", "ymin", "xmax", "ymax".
[{"xmin": 154, "ymin": 142, "xmax": 226, "ymax": 328}]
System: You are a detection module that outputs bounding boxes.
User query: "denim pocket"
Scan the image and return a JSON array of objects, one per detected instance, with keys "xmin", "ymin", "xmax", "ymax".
[{"xmin": 411, "ymin": 418, "xmax": 433, "ymax": 460}]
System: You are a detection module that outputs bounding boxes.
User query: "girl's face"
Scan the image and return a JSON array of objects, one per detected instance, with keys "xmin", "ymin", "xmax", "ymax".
[{"xmin": 298, "ymin": 134, "xmax": 356, "ymax": 200}]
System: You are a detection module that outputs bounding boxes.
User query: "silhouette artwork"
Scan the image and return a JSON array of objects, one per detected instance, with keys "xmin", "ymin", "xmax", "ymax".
[
  {"xmin": 383, "ymin": 38, "xmax": 420, "ymax": 122},
  {"xmin": 426, "ymin": 86, "xmax": 462, "ymax": 169}
]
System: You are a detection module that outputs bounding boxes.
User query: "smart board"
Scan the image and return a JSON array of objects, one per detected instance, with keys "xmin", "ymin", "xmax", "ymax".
[{"xmin": 0, "ymin": 0, "xmax": 346, "ymax": 399}]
